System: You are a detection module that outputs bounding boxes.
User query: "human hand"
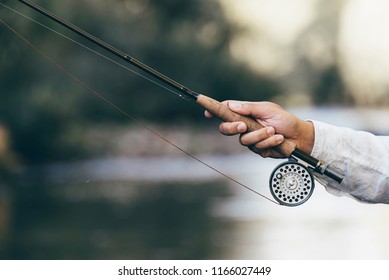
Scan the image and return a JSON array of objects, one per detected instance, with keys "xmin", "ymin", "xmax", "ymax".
[{"xmin": 205, "ymin": 101, "xmax": 315, "ymax": 158}]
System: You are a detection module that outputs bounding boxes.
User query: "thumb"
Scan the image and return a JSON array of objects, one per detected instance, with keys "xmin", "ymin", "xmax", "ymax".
[
  {"xmin": 227, "ymin": 101, "xmax": 259, "ymax": 116},
  {"xmin": 226, "ymin": 101, "xmax": 246, "ymax": 113},
  {"xmin": 228, "ymin": 101, "xmax": 276, "ymax": 120}
]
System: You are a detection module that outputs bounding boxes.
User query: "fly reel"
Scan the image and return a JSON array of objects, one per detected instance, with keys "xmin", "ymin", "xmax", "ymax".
[{"xmin": 269, "ymin": 160, "xmax": 315, "ymax": 207}]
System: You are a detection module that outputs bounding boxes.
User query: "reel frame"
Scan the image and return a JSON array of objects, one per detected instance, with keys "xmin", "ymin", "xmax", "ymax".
[{"xmin": 269, "ymin": 159, "xmax": 315, "ymax": 207}]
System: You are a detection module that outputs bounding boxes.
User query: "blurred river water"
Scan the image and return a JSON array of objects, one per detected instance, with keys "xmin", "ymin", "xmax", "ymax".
[{"xmin": 1, "ymin": 107, "xmax": 389, "ymax": 260}]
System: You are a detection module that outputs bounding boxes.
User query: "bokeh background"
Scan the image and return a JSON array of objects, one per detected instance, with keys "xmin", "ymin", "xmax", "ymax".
[{"xmin": 1, "ymin": 0, "xmax": 389, "ymax": 259}]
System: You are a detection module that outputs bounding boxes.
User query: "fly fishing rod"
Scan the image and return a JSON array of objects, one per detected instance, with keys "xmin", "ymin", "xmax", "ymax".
[{"xmin": 15, "ymin": 0, "xmax": 343, "ymax": 206}]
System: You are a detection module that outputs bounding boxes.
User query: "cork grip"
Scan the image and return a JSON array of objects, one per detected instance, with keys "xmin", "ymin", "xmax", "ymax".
[{"xmin": 197, "ymin": 94, "xmax": 296, "ymax": 157}]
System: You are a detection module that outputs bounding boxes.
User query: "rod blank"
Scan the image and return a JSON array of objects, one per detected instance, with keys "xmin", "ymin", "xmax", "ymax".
[{"xmin": 16, "ymin": 0, "xmax": 343, "ymax": 184}]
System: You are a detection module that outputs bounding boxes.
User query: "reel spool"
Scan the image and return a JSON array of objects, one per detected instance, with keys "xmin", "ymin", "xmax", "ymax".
[{"xmin": 269, "ymin": 160, "xmax": 315, "ymax": 207}]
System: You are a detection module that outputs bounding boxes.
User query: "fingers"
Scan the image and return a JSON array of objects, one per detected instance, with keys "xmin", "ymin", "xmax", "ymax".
[
  {"xmin": 219, "ymin": 121, "xmax": 247, "ymax": 135},
  {"xmin": 206, "ymin": 100, "xmax": 258, "ymax": 135},
  {"xmin": 240, "ymin": 127, "xmax": 284, "ymax": 148},
  {"xmin": 205, "ymin": 108, "xmax": 248, "ymax": 135},
  {"xmin": 240, "ymin": 126, "xmax": 285, "ymax": 158},
  {"xmin": 218, "ymin": 122, "xmax": 284, "ymax": 157},
  {"xmin": 204, "ymin": 110, "xmax": 213, "ymax": 119},
  {"xmin": 204, "ymin": 100, "xmax": 287, "ymax": 158}
]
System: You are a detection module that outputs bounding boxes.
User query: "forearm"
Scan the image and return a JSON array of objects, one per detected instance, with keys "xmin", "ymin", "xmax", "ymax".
[{"xmin": 311, "ymin": 121, "xmax": 389, "ymax": 203}]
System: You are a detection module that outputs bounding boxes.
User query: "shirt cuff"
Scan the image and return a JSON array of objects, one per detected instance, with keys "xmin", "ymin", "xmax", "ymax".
[
  {"xmin": 310, "ymin": 120, "xmax": 343, "ymax": 165},
  {"xmin": 309, "ymin": 120, "xmax": 349, "ymax": 198}
]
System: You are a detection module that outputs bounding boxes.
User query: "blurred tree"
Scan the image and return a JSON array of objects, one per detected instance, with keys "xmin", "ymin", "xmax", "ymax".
[
  {"xmin": 0, "ymin": 0, "xmax": 279, "ymax": 164},
  {"xmin": 313, "ymin": 65, "xmax": 354, "ymax": 105},
  {"xmin": 288, "ymin": 0, "xmax": 352, "ymax": 106}
]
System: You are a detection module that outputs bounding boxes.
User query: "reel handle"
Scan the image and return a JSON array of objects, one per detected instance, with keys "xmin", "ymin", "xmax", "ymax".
[{"xmin": 197, "ymin": 94, "xmax": 296, "ymax": 157}]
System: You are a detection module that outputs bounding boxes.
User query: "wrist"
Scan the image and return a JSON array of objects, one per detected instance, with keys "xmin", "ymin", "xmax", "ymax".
[{"xmin": 297, "ymin": 120, "xmax": 315, "ymax": 154}]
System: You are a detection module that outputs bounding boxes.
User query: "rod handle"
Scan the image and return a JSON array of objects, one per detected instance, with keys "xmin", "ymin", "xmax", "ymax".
[{"xmin": 197, "ymin": 94, "xmax": 296, "ymax": 157}]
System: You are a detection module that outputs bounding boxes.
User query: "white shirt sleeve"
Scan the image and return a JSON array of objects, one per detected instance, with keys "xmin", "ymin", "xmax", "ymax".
[{"xmin": 310, "ymin": 120, "xmax": 389, "ymax": 203}]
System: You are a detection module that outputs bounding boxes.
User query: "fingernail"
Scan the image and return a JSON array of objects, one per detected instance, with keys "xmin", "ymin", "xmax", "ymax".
[
  {"xmin": 266, "ymin": 127, "xmax": 275, "ymax": 135},
  {"xmin": 275, "ymin": 135, "xmax": 284, "ymax": 143},
  {"xmin": 237, "ymin": 122, "xmax": 247, "ymax": 132},
  {"xmin": 229, "ymin": 102, "xmax": 241, "ymax": 110}
]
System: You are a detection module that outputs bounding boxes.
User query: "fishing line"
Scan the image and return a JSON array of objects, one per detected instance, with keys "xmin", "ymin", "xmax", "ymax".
[
  {"xmin": 7, "ymin": 0, "xmax": 344, "ymax": 207},
  {"xmin": 0, "ymin": 15, "xmax": 280, "ymax": 205},
  {"xmin": 0, "ymin": 2, "xmax": 189, "ymax": 101}
]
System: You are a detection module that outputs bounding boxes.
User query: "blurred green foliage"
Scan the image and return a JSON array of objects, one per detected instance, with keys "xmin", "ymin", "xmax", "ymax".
[{"xmin": 0, "ymin": 0, "xmax": 279, "ymax": 164}]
